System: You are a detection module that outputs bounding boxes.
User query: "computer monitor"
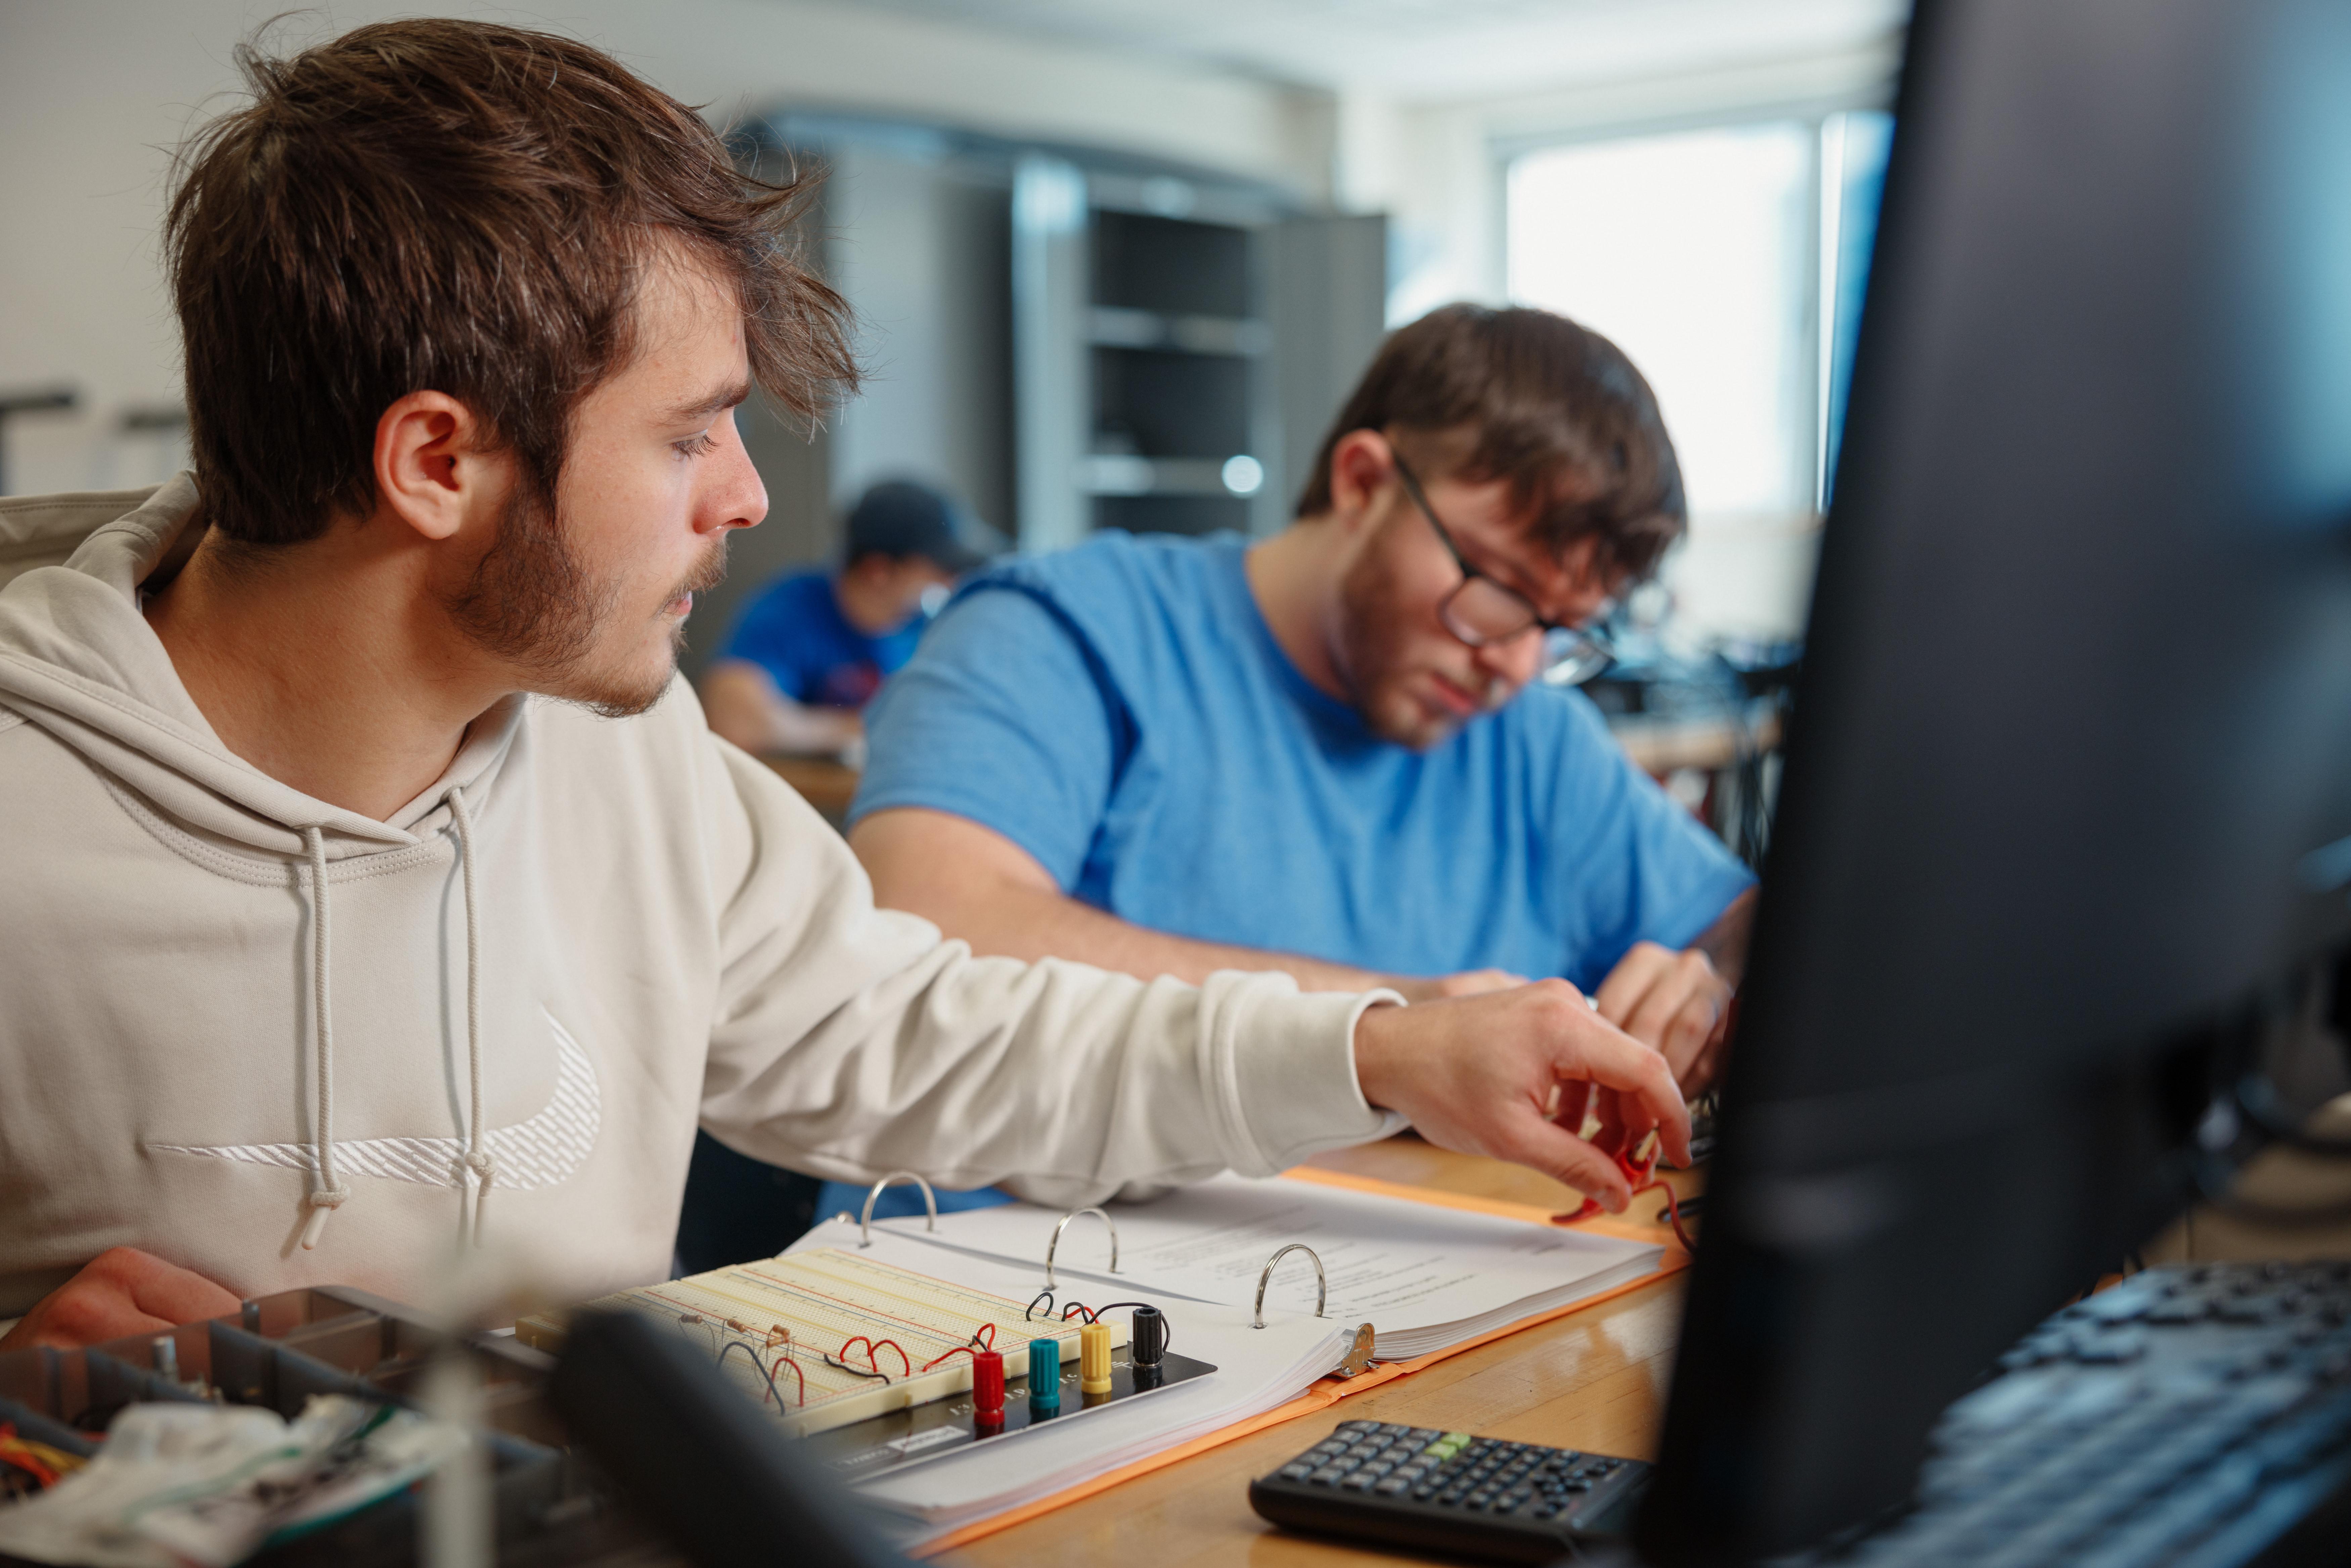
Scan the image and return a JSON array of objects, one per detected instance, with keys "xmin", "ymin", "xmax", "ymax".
[{"xmin": 1637, "ymin": 0, "xmax": 2351, "ymax": 1558}]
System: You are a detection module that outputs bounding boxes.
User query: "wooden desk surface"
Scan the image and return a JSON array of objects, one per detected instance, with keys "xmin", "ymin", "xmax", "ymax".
[{"xmin": 942, "ymin": 1138, "xmax": 1695, "ymax": 1567}]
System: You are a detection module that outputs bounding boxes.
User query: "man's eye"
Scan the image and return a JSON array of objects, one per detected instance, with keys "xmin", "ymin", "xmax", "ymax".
[{"xmin": 674, "ymin": 431, "xmax": 718, "ymax": 458}]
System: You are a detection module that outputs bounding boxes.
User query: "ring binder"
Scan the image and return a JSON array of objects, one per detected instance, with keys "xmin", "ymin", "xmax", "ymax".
[
  {"xmin": 858, "ymin": 1171, "xmax": 939, "ymax": 1248},
  {"xmin": 1045, "ymin": 1206, "xmax": 1120, "ymax": 1288},
  {"xmin": 1253, "ymin": 1243, "xmax": 1326, "ymax": 1329}
]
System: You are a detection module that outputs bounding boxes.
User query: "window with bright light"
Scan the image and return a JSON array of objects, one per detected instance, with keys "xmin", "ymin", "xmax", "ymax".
[
  {"xmin": 1510, "ymin": 123, "xmax": 1814, "ymax": 518},
  {"xmin": 1505, "ymin": 110, "xmax": 1892, "ymax": 637}
]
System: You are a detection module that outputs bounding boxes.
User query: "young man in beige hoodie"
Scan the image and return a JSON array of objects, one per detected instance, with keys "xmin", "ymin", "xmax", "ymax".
[{"xmin": 0, "ymin": 19, "xmax": 1686, "ymax": 1352}]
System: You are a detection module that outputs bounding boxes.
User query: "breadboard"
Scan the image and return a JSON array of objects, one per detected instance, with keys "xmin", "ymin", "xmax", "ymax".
[{"xmin": 516, "ymin": 1247, "xmax": 1121, "ymax": 1437}]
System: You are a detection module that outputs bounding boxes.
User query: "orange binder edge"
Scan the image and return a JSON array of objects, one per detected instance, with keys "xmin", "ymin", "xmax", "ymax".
[{"xmin": 911, "ymin": 1168, "xmax": 1689, "ymax": 1556}]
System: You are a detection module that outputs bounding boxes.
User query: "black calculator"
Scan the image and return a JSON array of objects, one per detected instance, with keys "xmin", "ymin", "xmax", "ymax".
[{"xmin": 1247, "ymin": 1419, "xmax": 1651, "ymax": 1563}]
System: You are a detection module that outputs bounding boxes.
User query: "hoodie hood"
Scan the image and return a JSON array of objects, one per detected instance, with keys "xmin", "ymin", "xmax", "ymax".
[
  {"xmin": 0, "ymin": 474, "xmax": 524, "ymax": 860},
  {"xmin": 0, "ymin": 477, "xmax": 527, "ymax": 1252}
]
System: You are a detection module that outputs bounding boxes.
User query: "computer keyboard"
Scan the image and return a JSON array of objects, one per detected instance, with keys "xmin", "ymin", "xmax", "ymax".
[{"xmin": 1829, "ymin": 1260, "xmax": 2351, "ymax": 1568}]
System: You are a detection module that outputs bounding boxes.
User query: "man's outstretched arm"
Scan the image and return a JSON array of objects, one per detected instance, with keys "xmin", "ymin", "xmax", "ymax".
[{"xmin": 850, "ymin": 805, "xmax": 1521, "ymax": 1004}]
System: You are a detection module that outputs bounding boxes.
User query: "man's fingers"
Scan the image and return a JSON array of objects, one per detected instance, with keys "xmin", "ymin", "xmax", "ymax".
[
  {"xmin": 1504, "ymin": 1113, "xmax": 1632, "ymax": 1211},
  {"xmin": 1554, "ymin": 1005, "xmax": 1688, "ymax": 1128},
  {"xmin": 1568, "ymin": 1025, "xmax": 1694, "ymax": 1168},
  {"xmin": 1593, "ymin": 942, "xmax": 1670, "ymax": 1024},
  {"xmin": 1658, "ymin": 1002, "xmax": 1715, "ymax": 1085},
  {"xmin": 116, "ymin": 1254, "xmax": 242, "ymax": 1326}
]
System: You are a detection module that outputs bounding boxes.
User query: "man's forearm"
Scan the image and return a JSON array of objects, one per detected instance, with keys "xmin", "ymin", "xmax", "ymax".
[
  {"xmin": 912, "ymin": 874, "xmax": 1395, "ymax": 993},
  {"xmin": 700, "ymin": 661, "xmax": 859, "ymax": 757},
  {"xmin": 851, "ymin": 809, "xmax": 1396, "ymax": 992}
]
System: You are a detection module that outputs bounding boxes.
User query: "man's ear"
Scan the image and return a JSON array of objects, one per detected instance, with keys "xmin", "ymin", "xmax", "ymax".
[
  {"xmin": 372, "ymin": 392, "xmax": 500, "ymax": 543},
  {"xmin": 1325, "ymin": 429, "xmax": 1396, "ymax": 532}
]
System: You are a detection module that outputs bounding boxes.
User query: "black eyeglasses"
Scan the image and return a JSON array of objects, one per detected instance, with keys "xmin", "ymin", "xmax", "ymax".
[{"xmin": 1390, "ymin": 453, "xmax": 1616, "ymax": 687}]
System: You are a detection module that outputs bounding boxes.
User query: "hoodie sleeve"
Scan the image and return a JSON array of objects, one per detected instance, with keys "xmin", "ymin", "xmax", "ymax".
[{"xmin": 689, "ymin": 726, "xmax": 1402, "ymax": 1206}]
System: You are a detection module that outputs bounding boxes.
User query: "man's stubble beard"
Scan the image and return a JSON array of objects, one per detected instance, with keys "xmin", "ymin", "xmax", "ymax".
[
  {"xmin": 1334, "ymin": 519, "xmax": 1496, "ymax": 752},
  {"xmin": 444, "ymin": 483, "xmax": 728, "ymax": 720}
]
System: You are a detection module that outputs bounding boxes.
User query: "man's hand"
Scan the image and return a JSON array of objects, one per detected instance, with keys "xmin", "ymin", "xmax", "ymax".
[
  {"xmin": 0, "ymin": 1247, "xmax": 241, "ymax": 1353},
  {"xmin": 1390, "ymin": 969, "xmax": 1528, "ymax": 1004},
  {"xmin": 1595, "ymin": 941, "xmax": 1732, "ymax": 1094},
  {"xmin": 1352, "ymin": 980, "xmax": 1692, "ymax": 1213}
]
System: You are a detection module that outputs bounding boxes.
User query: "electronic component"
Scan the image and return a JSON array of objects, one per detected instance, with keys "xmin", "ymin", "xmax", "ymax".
[
  {"xmin": 971, "ymin": 1348, "xmax": 1005, "ymax": 1429},
  {"xmin": 1131, "ymin": 1304, "xmax": 1167, "ymax": 1364},
  {"xmin": 1080, "ymin": 1322, "xmax": 1113, "ymax": 1396},
  {"xmin": 1250, "ymin": 1421, "xmax": 1649, "ymax": 1563},
  {"xmin": 1027, "ymin": 1338, "xmax": 1061, "ymax": 1414}
]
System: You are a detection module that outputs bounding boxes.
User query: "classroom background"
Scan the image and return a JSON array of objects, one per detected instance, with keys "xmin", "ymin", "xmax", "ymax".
[{"xmin": 0, "ymin": 0, "xmax": 1909, "ymax": 854}]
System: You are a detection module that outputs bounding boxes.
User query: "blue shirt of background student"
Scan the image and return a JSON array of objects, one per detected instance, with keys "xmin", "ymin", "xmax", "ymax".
[
  {"xmin": 851, "ymin": 532, "xmax": 1755, "ymax": 991},
  {"xmin": 719, "ymin": 568, "xmax": 928, "ymax": 709}
]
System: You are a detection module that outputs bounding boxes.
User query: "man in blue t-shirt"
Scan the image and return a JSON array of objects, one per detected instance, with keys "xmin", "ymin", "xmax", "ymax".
[
  {"xmin": 699, "ymin": 479, "xmax": 984, "ymax": 757},
  {"xmin": 850, "ymin": 305, "xmax": 1758, "ymax": 1093}
]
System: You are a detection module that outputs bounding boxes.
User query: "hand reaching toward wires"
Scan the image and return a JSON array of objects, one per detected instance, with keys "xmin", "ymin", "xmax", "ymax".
[{"xmin": 1351, "ymin": 979, "xmax": 1692, "ymax": 1214}]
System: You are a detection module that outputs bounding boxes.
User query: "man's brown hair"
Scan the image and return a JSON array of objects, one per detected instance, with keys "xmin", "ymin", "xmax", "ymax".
[
  {"xmin": 1297, "ymin": 304, "xmax": 1685, "ymax": 582},
  {"xmin": 166, "ymin": 19, "xmax": 855, "ymax": 547}
]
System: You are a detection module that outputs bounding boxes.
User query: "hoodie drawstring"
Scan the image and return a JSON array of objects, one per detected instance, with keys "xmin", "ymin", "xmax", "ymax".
[
  {"xmin": 449, "ymin": 785, "xmax": 495, "ymax": 1248},
  {"xmin": 295, "ymin": 791, "xmax": 494, "ymax": 1252},
  {"xmin": 298, "ymin": 827, "xmax": 350, "ymax": 1250}
]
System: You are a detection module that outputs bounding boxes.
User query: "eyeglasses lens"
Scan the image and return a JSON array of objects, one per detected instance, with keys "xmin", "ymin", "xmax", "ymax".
[
  {"xmin": 1443, "ymin": 577, "xmax": 1538, "ymax": 642},
  {"xmin": 1540, "ymin": 627, "xmax": 1614, "ymax": 687}
]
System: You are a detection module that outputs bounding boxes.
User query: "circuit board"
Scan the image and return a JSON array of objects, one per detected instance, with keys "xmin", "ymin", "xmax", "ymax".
[{"xmin": 514, "ymin": 1247, "xmax": 1212, "ymax": 1449}]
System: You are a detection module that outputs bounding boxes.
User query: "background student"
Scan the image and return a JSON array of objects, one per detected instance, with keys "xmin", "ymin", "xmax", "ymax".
[
  {"xmin": 698, "ymin": 478, "xmax": 986, "ymax": 759},
  {"xmin": 850, "ymin": 306, "xmax": 1757, "ymax": 1094}
]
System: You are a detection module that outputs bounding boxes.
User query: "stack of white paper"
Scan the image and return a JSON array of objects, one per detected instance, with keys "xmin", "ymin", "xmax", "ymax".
[
  {"xmin": 868, "ymin": 1172, "xmax": 1664, "ymax": 1361},
  {"xmin": 784, "ymin": 1173, "xmax": 1664, "ymax": 1537}
]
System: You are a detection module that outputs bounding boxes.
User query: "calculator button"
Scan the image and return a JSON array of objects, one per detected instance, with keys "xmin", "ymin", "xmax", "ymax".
[
  {"xmin": 1374, "ymin": 1478, "xmax": 1410, "ymax": 1496},
  {"xmin": 1308, "ymin": 1467, "xmax": 1344, "ymax": 1484},
  {"xmin": 1278, "ymin": 1464, "xmax": 1311, "ymax": 1481}
]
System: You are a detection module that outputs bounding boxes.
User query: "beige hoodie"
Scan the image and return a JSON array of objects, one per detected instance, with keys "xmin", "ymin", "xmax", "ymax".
[{"xmin": 0, "ymin": 478, "xmax": 1400, "ymax": 1318}]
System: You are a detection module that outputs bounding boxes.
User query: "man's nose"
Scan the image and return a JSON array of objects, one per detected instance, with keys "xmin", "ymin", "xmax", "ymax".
[
  {"xmin": 1473, "ymin": 629, "xmax": 1545, "ymax": 688},
  {"xmin": 703, "ymin": 428, "xmax": 767, "ymax": 534}
]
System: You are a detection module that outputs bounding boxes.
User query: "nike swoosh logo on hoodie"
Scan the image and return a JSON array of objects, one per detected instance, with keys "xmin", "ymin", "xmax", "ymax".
[{"xmin": 149, "ymin": 1009, "xmax": 601, "ymax": 1191}]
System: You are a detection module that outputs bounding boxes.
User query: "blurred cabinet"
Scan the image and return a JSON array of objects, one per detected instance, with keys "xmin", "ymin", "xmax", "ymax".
[
  {"xmin": 1015, "ymin": 156, "xmax": 1385, "ymax": 551},
  {"xmin": 761, "ymin": 113, "xmax": 1386, "ymax": 558}
]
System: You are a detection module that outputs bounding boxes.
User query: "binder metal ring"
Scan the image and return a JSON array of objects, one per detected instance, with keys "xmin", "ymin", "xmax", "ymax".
[
  {"xmin": 1045, "ymin": 1206, "xmax": 1120, "ymax": 1289},
  {"xmin": 1253, "ymin": 1242, "xmax": 1327, "ymax": 1328},
  {"xmin": 858, "ymin": 1171, "xmax": 939, "ymax": 1248}
]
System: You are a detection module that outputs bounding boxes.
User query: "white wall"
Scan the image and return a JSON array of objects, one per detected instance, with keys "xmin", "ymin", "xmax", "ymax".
[{"xmin": 0, "ymin": 0, "xmax": 1335, "ymax": 497}]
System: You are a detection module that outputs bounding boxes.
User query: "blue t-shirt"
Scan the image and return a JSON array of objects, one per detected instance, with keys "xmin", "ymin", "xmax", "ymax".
[
  {"xmin": 852, "ymin": 533, "xmax": 1754, "ymax": 990},
  {"xmin": 718, "ymin": 568, "xmax": 926, "ymax": 709}
]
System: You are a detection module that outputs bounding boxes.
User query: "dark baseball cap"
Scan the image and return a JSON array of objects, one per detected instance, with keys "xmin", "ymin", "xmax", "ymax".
[{"xmin": 844, "ymin": 480, "xmax": 992, "ymax": 576}]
